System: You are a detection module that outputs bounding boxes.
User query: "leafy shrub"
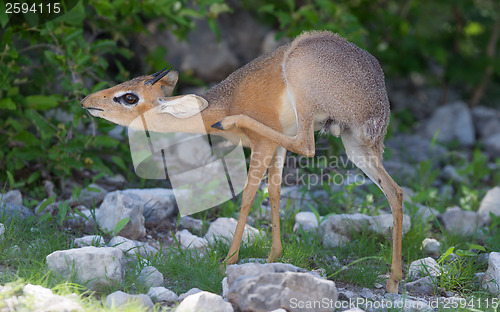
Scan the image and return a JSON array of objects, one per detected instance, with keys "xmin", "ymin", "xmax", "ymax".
[{"xmin": 0, "ymin": 0, "xmax": 228, "ymax": 198}]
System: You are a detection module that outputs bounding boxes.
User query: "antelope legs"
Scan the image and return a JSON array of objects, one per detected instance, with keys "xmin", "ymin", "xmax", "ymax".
[
  {"xmin": 224, "ymin": 139, "xmax": 277, "ymax": 265},
  {"xmin": 340, "ymin": 132, "xmax": 404, "ymax": 293},
  {"xmin": 214, "ymin": 113, "xmax": 316, "ymax": 158},
  {"xmin": 266, "ymin": 145, "xmax": 287, "ymax": 262}
]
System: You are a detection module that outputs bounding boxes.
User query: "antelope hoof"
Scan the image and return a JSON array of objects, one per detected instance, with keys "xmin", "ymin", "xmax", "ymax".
[
  {"xmin": 386, "ymin": 277, "xmax": 400, "ymax": 293},
  {"xmin": 211, "ymin": 121, "xmax": 224, "ymax": 130}
]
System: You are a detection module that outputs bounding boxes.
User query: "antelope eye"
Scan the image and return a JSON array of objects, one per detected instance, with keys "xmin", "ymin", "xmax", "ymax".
[{"xmin": 123, "ymin": 93, "xmax": 138, "ymax": 105}]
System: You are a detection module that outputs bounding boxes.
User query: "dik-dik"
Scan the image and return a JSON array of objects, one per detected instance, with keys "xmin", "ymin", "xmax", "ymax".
[{"xmin": 82, "ymin": 31, "xmax": 404, "ymax": 293}]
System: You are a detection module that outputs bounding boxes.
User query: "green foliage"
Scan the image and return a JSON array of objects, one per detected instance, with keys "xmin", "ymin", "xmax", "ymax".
[{"xmin": 0, "ymin": 0, "xmax": 227, "ymax": 196}]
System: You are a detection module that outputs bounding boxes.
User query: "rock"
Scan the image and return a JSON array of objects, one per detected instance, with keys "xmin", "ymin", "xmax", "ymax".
[
  {"xmin": 176, "ymin": 291, "xmax": 233, "ymax": 312},
  {"xmin": 423, "ymin": 101, "xmax": 475, "ymax": 146},
  {"xmin": 322, "ymin": 232, "xmax": 350, "ymax": 247},
  {"xmin": 226, "ymin": 263, "xmax": 336, "ymax": 312},
  {"xmin": 4, "ymin": 283, "xmax": 84, "ymax": 312},
  {"xmin": 319, "ymin": 213, "xmax": 371, "ymax": 237},
  {"xmin": 484, "ymin": 133, "xmax": 500, "ymax": 156},
  {"xmin": 98, "ymin": 191, "xmax": 146, "ymax": 239},
  {"xmin": 205, "ymin": 217, "xmax": 261, "ymax": 245},
  {"xmin": 71, "ymin": 183, "xmax": 108, "ymax": 207},
  {"xmin": 137, "ymin": 266, "xmax": 164, "ymax": 288},
  {"xmin": 1, "ymin": 190, "xmax": 22, "ymax": 206},
  {"xmin": 46, "ymin": 246, "xmax": 125, "ymax": 290},
  {"xmin": 105, "ymin": 291, "xmax": 154, "ymax": 310},
  {"xmin": 478, "ymin": 186, "xmax": 500, "ymax": 224},
  {"xmin": 482, "ymin": 252, "xmax": 500, "ymax": 295},
  {"xmin": 439, "ymin": 206, "xmax": 484, "ymax": 236},
  {"xmin": 408, "ymin": 257, "xmax": 441, "ymax": 281},
  {"xmin": 176, "ymin": 229, "xmax": 208, "ymax": 250},
  {"xmin": 179, "ymin": 215, "xmax": 204, "ymax": 232},
  {"xmin": 0, "ymin": 223, "xmax": 4, "ymax": 239},
  {"xmin": 385, "ymin": 134, "xmax": 448, "ymax": 165},
  {"xmin": 405, "ymin": 276, "xmax": 435, "ymax": 295},
  {"xmin": 293, "ymin": 211, "xmax": 319, "ymax": 232},
  {"xmin": 178, "ymin": 287, "xmax": 203, "ymax": 301},
  {"xmin": 0, "ymin": 202, "xmax": 34, "ymax": 222},
  {"xmin": 148, "ymin": 286, "xmax": 178, "ymax": 303},
  {"xmin": 402, "ymin": 186, "xmax": 415, "ymax": 204},
  {"xmin": 368, "ymin": 214, "xmax": 411, "ymax": 236},
  {"xmin": 472, "ymin": 106, "xmax": 500, "ymax": 138},
  {"xmin": 121, "ymin": 188, "xmax": 176, "ymax": 227},
  {"xmin": 422, "ymin": 238, "xmax": 441, "ymax": 256},
  {"xmin": 108, "ymin": 236, "xmax": 159, "ymax": 258},
  {"xmin": 74, "ymin": 235, "xmax": 105, "ymax": 247},
  {"xmin": 97, "ymin": 174, "xmax": 127, "ymax": 191},
  {"xmin": 359, "ymin": 287, "xmax": 374, "ymax": 299}
]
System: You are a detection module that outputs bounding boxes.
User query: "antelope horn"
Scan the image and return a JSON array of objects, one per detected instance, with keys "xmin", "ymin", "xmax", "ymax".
[{"xmin": 145, "ymin": 67, "xmax": 171, "ymax": 85}]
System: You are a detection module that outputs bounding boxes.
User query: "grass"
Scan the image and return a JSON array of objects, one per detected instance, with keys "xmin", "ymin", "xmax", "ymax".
[{"xmin": 0, "ymin": 142, "xmax": 500, "ymax": 311}]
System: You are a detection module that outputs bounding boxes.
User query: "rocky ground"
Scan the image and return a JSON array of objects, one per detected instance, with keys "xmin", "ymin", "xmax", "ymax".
[
  {"xmin": 1, "ymin": 99, "xmax": 500, "ymax": 311},
  {"xmin": 1, "ymin": 4, "xmax": 500, "ymax": 311}
]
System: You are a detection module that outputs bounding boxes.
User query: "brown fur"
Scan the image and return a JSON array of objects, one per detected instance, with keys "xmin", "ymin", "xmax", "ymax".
[{"xmin": 81, "ymin": 30, "xmax": 403, "ymax": 293}]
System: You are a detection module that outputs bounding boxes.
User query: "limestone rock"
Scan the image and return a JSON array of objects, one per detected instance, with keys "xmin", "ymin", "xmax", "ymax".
[
  {"xmin": 293, "ymin": 211, "xmax": 319, "ymax": 233},
  {"xmin": 121, "ymin": 188, "xmax": 176, "ymax": 227},
  {"xmin": 176, "ymin": 229, "xmax": 208, "ymax": 250},
  {"xmin": 176, "ymin": 291, "xmax": 233, "ymax": 312},
  {"xmin": 97, "ymin": 191, "xmax": 146, "ymax": 239},
  {"xmin": 105, "ymin": 291, "xmax": 154, "ymax": 310},
  {"xmin": 148, "ymin": 286, "xmax": 178, "ymax": 303},
  {"xmin": 1, "ymin": 190, "xmax": 22, "ymax": 206},
  {"xmin": 74, "ymin": 235, "xmax": 105, "ymax": 247},
  {"xmin": 478, "ymin": 186, "xmax": 500, "ymax": 224},
  {"xmin": 482, "ymin": 252, "xmax": 500, "ymax": 295},
  {"xmin": 423, "ymin": 101, "xmax": 475, "ymax": 146},
  {"xmin": 408, "ymin": 257, "xmax": 441, "ymax": 281},
  {"xmin": 46, "ymin": 246, "xmax": 125, "ymax": 290},
  {"xmin": 439, "ymin": 206, "xmax": 484, "ymax": 236},
  {"xmin": 205, "ymin": 217, "xmax": 261, "ymax": 245},
  {"xmin": 137, "ymin": 266, "xmax": 164, "ymax": 288}
]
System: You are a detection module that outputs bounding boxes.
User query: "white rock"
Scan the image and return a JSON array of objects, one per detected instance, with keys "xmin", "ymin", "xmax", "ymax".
[
  {"xmin": 422, "ymin": 238, "xmax": 441, "ymax": 256},
  {"xmin": 408, "ymin": 257, "xmax": 441, "ymax": 281},
  {"xmin": 176, "ymin": 291, "xmax": 233, "ymax": 312},
  {"xmin": 439, "ymin": 206, "xmax": 484, "ymax": 236},
  {"xmin": 22, "ymin": 284, "xmax": 83, "ymax": 312},
  {"xmin": 405, "ymin": 276, "xmax": 435, "ymax": 295},
  {"xmin": 98, "ymin": 191, "xmax": 146, "ymax": 239},
  {"xmin": 121, "ymin": 188, "xmax": 176, "ymax": 227},
  {"xmin": 413, "ymin": 204, "xmax": 439, "ymax": 222},
  {"xmin": 482, "ymin": 252, "xmax": 500, "ymax": 295},
  {"xmin": 227, "ymin": 264, "xmax": 337, "ymax": 312},
  {"xmin": 293, "ymin": 211, "xmax": 319, "ymax": 232},
  {"xmin": 46, "ymin": 246, "xmax": 125, "ymax": 290},
  {"xmin": 105, "ymin": 291, "xmax": 154, "ymax": 310},
  {"xmin": 222, "ymin": 277, "xmax": 229, "ymax": 299},
  {"xmin": 74, "ymin": 235, "xmax": 105, "ymax": 247},
  {"xmin": 478, "ymin": 186, "xmax": 500, "ymax": 224},
  {"xmin": 1, "ymin": 190, "xmax": 22, "ymax": 206},
  {"xmin": 148, "ymin": 286, "xmax": 178, "ymax": 303},
  {"xmin": 178, "ymin": 287, "xmax": 203, "ymax": 301},
  {"xmin": 179, "ymin": 215, "xmax": 204, "ymax": 232},
  {"xmin": 0, "ymin": 223, "xmax": 4, "ymax": 239},
  {"xmin": 368, "ymin": 214, "xmax": 411, "ymax": 236},
  {"xmin": 138, "ymin": 266, "xmax": 164, "ymax": 287},
  {"xmin": 176, "ymin": 229, "xmax": 208, "ymax": 250},
  {"xmin": 424, "ymin": 101, "xmax": 475, "ymax": 146},
  {"xmin": 109, "ymin": 236, "xmax": 159, "ymax": 258},
  {"xmin": 205, "ymin": 217, "xmax": 261, "ymax": 245}
]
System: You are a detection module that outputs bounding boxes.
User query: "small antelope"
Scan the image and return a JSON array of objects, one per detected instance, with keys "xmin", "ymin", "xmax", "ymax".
[{"xmin": 81, "ymin": 31, "xmax": 404, "ymax": 293}]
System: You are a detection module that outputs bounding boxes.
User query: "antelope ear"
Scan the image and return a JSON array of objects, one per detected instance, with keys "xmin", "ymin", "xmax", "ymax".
[
  {"xmin": 160, "ymin": 71, "xmax": 179, "ymax": 96},
  {"xmin": 157, "ymin": 94, "xmax": 208, "ymax": 118}
]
